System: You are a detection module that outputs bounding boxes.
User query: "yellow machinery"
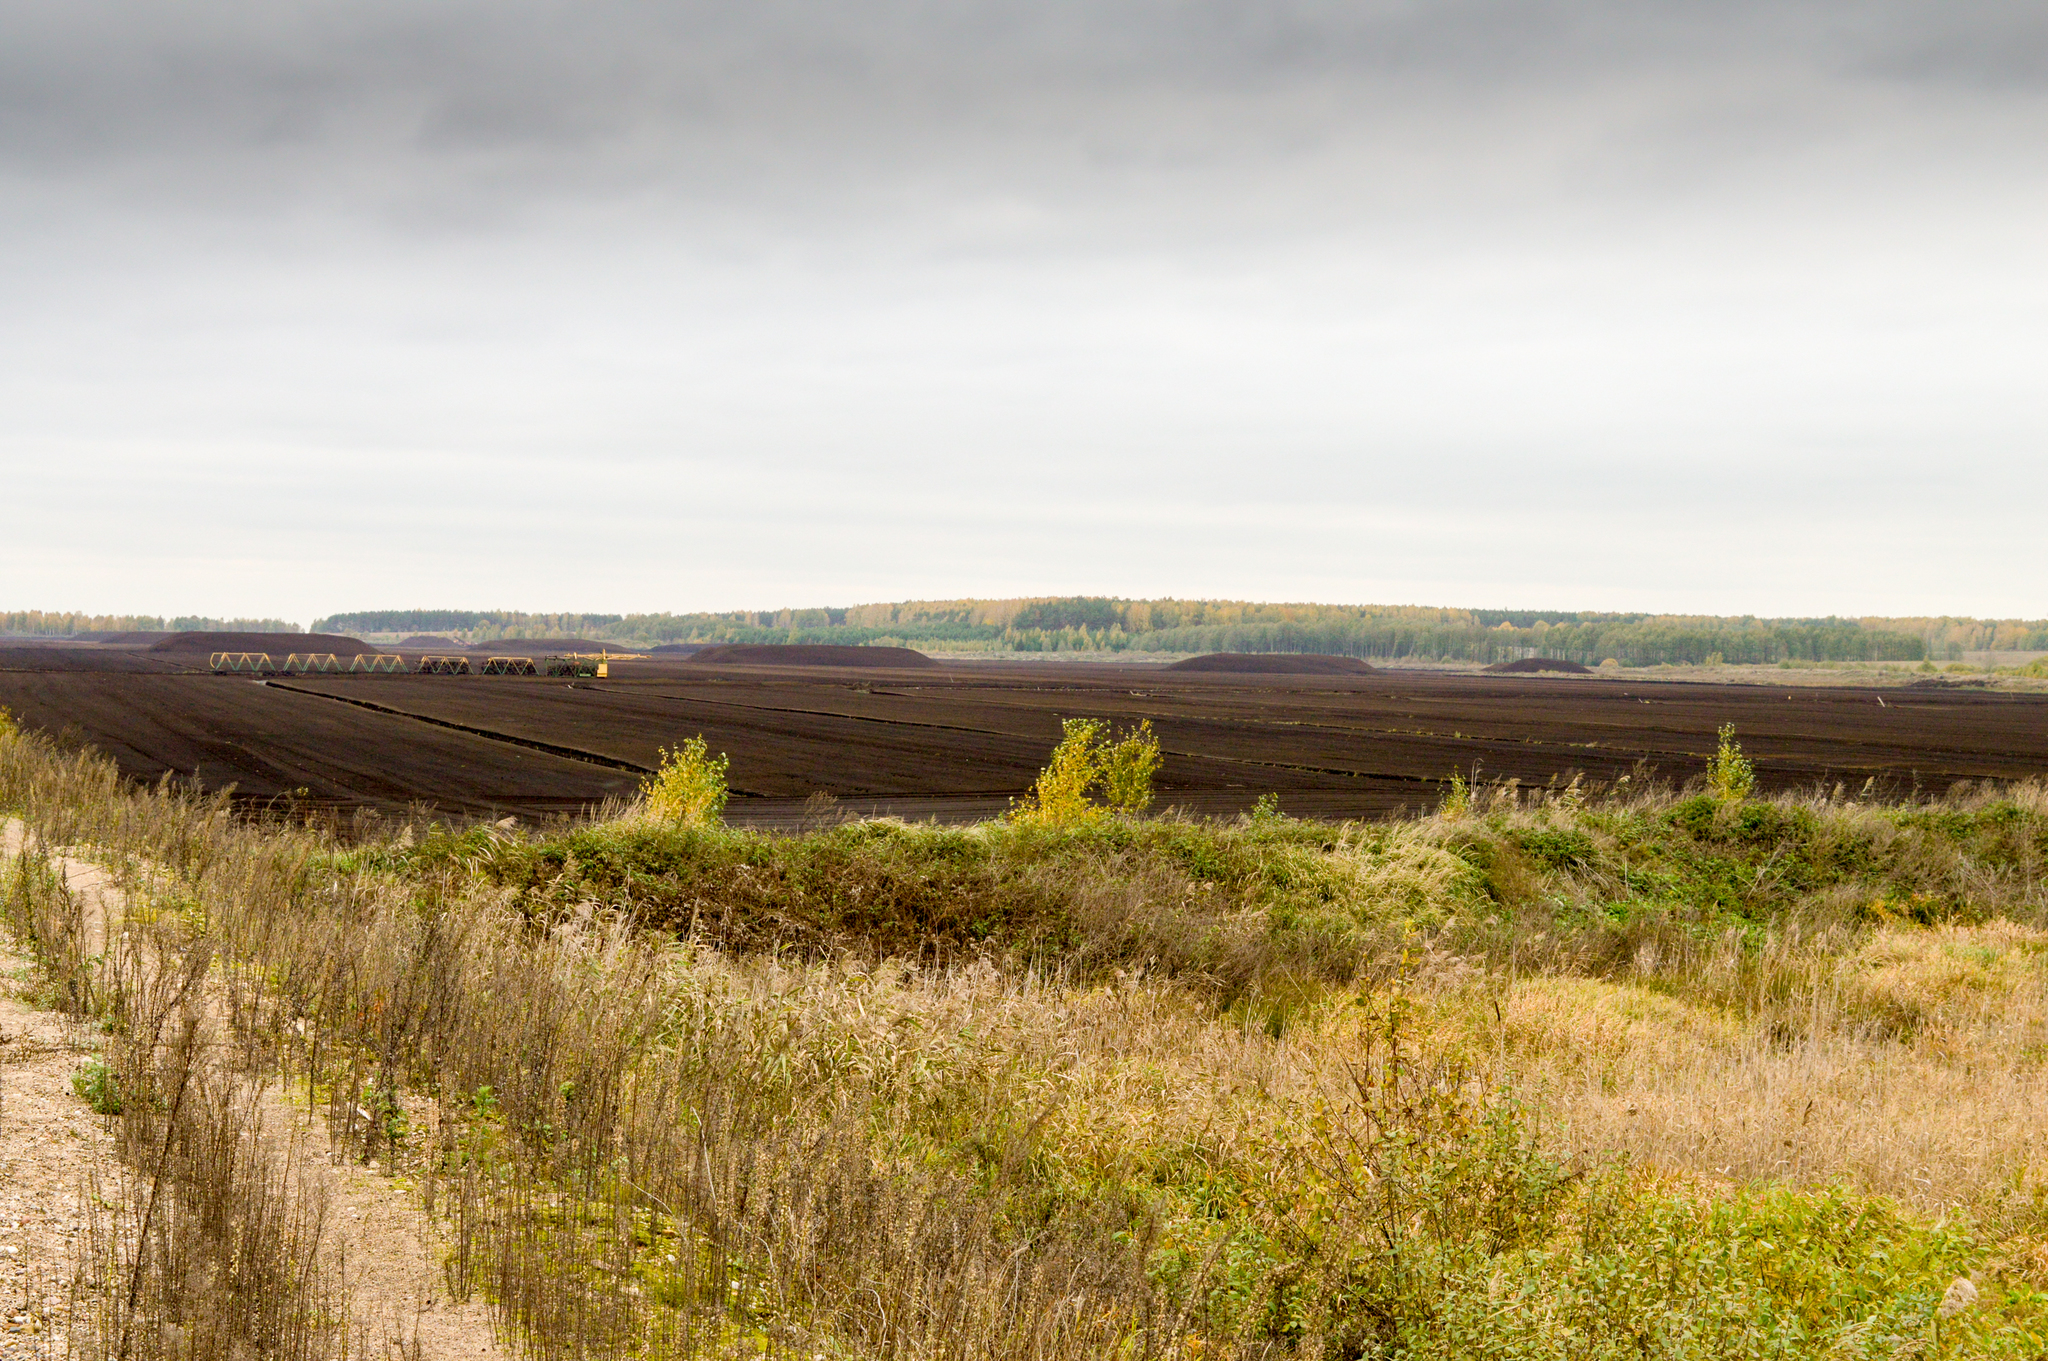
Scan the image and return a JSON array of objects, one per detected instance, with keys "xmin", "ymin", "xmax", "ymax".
[{"xmin": 542, "ymin": 649, "xmax": 646, "ymax": 679}]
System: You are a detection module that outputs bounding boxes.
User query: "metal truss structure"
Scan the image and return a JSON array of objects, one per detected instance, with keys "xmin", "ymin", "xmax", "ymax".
[
  {"xmin": 211, "ymin": 649, "xmax": 626, "ymax": 679},
  {"xmin": 541, "ymin": 650, "xmax": 646, "ymax": 679}
]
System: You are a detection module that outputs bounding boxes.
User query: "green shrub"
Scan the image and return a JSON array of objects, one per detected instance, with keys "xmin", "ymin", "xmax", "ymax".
[
  {"xmin": 1707, "ymin": 722, "xmax": 1757, "ymax": 803},
  {"xmin": 1510, "ymin": 826, "xmax": 1597, "ymax": 871},
  {"xmin": 1103, "ymin": 721, "xmax": 1163, "ymax": 815},
  {"xmin": 640, "ymin": 736, "xmax": 730, "ymax": 827},
  {"xmin": 72, "ymin": 1056, "xmax": 121, "ymax": 1114},
  {"xmin": 1010, "ymin": 718, "xmax": 1161, "ymax": 827},
  {"xmin": 1438, "ymin": 771, "xmax": 1471, "ymax": 820}
]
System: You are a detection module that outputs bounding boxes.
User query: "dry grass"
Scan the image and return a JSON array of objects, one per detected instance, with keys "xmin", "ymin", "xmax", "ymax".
[
  {"xmin": 9, "ymin": 723, "xmax": 2048, "ymax": 1356},
  {"xmin": 4, "ymin": 835, "xmax": 354, "ymax": 1361},
  {"xmin": 1417, "ymin": 922, "xmax": 2048, "ymax": 1226}
]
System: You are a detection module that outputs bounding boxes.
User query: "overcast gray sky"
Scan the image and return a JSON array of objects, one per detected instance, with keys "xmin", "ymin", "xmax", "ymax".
[{"xmin": 3, "ymin": 0, "xmax": 2044, "ymax": 622}]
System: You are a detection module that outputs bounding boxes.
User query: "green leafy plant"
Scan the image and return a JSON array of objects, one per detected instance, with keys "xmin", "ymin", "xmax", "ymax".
[
  {"xmin": 1102, "ymin": 720, "xmax": 1163, "ymax": 816},
  {"xmin": 1706, "ymin": 722, "xmax": 1756, "ymax": 803},
  {"xmin": 72, "ymin": 1056, "xmax": 122, "ymax": 1114},
  {"xmin": 1010, "ymin": 718, "xmax": 1161, "ymax": 827},
  {"xmin": 1438, "ymin": 771, "xmax": 1471, "ymax": 820},
  {"xmin": 640, "ymin": 736, "xmax": 730, "ymax": 827}
]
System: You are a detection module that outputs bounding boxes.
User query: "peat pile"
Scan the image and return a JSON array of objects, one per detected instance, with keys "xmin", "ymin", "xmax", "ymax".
[
  {"xmin": 74, "ymin": 632, "xmax": 173, "ymax": 645},
  {"xmin": 1485, "ymin": 658, "xmax": 1592, "ymax": 675},
  {"xmin": 151, "ymin": 631, "xmax": 375, "ymax": 656},
  {"xmin": 689, "ymin": 644, "xmax": 937, "ymax": 669},
  {"xmin": 1166, "ymin": 653, "xmax": 1374, "ymax": 675},
  {"xmin": 650, "ymin": 643, "xmax": 709, "ymax": 655}
]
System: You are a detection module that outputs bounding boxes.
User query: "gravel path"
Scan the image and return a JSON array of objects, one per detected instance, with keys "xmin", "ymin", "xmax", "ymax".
[{"xmin": 0, "ymin": 819, "xmax": 505, "ymax": 1359}]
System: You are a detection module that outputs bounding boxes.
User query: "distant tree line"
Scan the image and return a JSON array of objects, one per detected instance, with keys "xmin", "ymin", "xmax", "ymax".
[
  {"xmin": 13, "ymin": 598, "xmax": 2003, "ymax": 665},
  {"xmin": 1, "ymin": 611, "xmax": 300, "ymax": 636},
  {"xmin": 1114, "ymin": 619, "xmax": 1925, "ymax": 665},
  {"xmin": 299, "ymin": 599, "xmax": 1993, "ymax": 666}
]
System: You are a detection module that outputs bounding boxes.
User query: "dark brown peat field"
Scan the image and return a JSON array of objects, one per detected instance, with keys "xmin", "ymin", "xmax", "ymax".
[{"xmin": 3, "ymin": 640, "xmax": 2044, "ymax": 826}]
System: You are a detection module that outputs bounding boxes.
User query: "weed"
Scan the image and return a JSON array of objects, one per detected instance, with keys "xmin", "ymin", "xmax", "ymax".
[
  {"xmin": 71, "ymin": 1056, "xmax": 122, "ymax": 1114},
  {"xmin": 1438, "ymin": 771, "xmax": 1471, "ymax": 820}
]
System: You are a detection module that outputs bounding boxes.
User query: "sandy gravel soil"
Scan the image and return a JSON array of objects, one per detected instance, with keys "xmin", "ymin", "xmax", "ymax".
[
  {"xmin": 0, "ymin": 821, "xmax": 504, "ymax": 1359},
  {"xmin": 0, "ymin": 931, "xmax": 111, "ymax": 1360}
]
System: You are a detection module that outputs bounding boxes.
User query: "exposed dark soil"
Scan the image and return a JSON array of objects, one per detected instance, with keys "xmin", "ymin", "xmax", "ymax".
[
  {"xmin": 0, "ymin": 645, "xmax": 187, "ymax": 673},
  {"xmin": 1168, "ymin": 652, "xmax": 1375, "ymax": 675},
  {"xmin": 0, "ymin": 670, "xmax": 638, "ymax": 813},
  {"xmin": 1485, "ymin": 657, "xmax": 1594, "ymax": 675},
  {"xmin": 650, "ymin": 643, "xmax": 709, "ymax": 654},
  {"xmin": 5, "ymin": 651, "xmax": 2045, "ymax": 827},
  {"xmin": 688, "ymin": 643, "xmax": 938, "ymax": 668},
  {"xmin": 149, "ymin": 631, "xmax": 374, "ymax": 655}
]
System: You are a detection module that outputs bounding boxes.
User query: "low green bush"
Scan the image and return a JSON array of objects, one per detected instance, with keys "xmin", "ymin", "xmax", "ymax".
[{"xmin": 72, "ymin": 1056, "xmax": 122, "ymax": 1114}]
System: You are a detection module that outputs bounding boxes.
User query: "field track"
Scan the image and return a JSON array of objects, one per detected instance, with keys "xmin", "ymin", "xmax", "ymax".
[{"xmin": 3, "ymin": 647, "xmax": 2045, "ymax": 824}]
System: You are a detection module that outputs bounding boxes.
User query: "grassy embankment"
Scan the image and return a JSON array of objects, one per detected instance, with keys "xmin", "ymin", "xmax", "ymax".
[{"xmin": 5, "ymin": 706, "xmax": 2048, "ymax": 1357}]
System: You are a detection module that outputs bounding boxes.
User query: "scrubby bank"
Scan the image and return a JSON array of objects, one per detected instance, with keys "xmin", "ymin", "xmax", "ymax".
[
  {"xmin": 7, "ymin": 715, "xmax": 2048, "ymax": 1358},
  {"xmin": 367, "ymin": 781, "xmax": 2048, "ymax": 1000}
]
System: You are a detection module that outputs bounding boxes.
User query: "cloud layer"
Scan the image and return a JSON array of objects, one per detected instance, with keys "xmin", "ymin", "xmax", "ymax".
[{"xmin": 4, "ymin": 1, "xmax": 2045, "ymax": 619}]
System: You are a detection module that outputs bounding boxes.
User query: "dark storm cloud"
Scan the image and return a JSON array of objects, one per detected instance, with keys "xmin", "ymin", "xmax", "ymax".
[{"xmin": 4, "ymin": 1, "xmax": 2044, "ymax": 224}]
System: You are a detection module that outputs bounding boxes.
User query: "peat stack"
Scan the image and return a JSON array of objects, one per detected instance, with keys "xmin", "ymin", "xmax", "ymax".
[{"xmin": 152, "ymin": 631, "xmax": 377, "ymax": 656}]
